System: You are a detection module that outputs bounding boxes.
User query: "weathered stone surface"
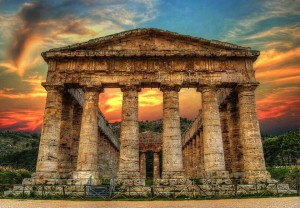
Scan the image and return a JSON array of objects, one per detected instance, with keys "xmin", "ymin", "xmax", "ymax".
[
  {"xmin": 161, "ymin": 85, "xmax": 184, "ymax": 179},
  {"xmin": 140, "ymin": 152, "xmax": 146, "ymax": 179},
  {"xmin": 201, "ymin": 85, "xmax": 229, "ymax": 179},
  {"xmin": 117, "ymin": 85, "xmax": 140, "ymax": 179},
  {"xmin": 74, "ymin": 85, "xmax": 103, "ymax": 185},
  {"xmin": 153, "ymin": 152, "xmax": 160, "ymax": 179},
  {"xmin": 35, "ymin": 85, "xmax": 64, "ymax": 183},
  {"xmin": 238, "ymin": 84, "xmax": 270, "ymax": 183}
]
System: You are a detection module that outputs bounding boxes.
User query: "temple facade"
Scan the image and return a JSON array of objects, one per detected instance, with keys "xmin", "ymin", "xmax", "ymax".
[{"xmin": 31, "ymin": 28, "xmax": 271, "ymax": 186}]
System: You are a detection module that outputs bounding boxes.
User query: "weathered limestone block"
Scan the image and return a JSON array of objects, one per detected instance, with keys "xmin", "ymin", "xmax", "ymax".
[
  {"xmin": 238, "ymin": 84, "xmax": 270, "ymax": 183},
  {"xmin": 160, "ymin": 85, "xmax": 185, "ymax": 179},
  {"xmin": 140, "ymin": 152, "xmax": 146, "ymax": 179},
  {"xmin": 58, "ymin": 93, "xmax": 74, "ymax": 179},
  {"xmin": 192, "ymin": 136, "xmax": 197, "ymax": 177},
  {"xmin": 35, "ymin": 84, "xmax": 64, "ymax": 183},
  {"xmin": 153, "ymin": 152, "xmax": 160, "ymax": 179},
  {"xmin": 74, "ymin": 85, "xmax": 103, "ymax": 185},
  {"xmin": 195, "ymin": 132, "xmax": 204, "ymax": 178},
  {"xmin": 200, "ymin": 85, "xmax": 229, "ymax": 179},
  {"xmin": 117, "ymin": 85, "xmax": 141, "ymax": 179},
  {"xmin": 219, "ymin": 105, "xmax": 232, "ymax": 173},
  {"xmin": 70, "ymin": 103, "xmax": 82, "ymax": 172},
  {"xmin": 227, "ymin": 98, "xmax": 244, "ymax": 178}
]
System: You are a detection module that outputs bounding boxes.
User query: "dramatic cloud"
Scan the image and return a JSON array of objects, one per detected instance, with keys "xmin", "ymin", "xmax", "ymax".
[
  {"xmin": 0, "ymin": 0, "xmax": 159, "ymax": 76},
  {"xmin": 0, "ymin": 0, "xmax": 299, "ymax": 135}
]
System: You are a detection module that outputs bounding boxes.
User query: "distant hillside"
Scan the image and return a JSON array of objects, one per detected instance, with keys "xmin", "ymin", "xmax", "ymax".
[
  {"xmin": 110, "ymin": 117, "xmax": 192, "ymax": 138},
  {"xmin": 0, "ymin": 132, "xmax": 39, "ymax": 170},
  {"xmin": 0, "ymin": 123, "xmax": 298, "ymax": 171},
  {"xmin": 262, "ymin": 129, "xmax": 300, "ymax": 166}
]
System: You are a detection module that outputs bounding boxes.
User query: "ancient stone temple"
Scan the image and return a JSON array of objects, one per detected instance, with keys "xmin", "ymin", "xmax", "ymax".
[{"xmin": 30, "ymin": 28, "xmax": 272, "ymax": 186}]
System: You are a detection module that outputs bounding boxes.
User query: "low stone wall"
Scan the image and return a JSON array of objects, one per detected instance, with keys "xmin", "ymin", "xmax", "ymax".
[{"xmin": 4, "ymin": 182, "xmax": 297, "ymax": 198}]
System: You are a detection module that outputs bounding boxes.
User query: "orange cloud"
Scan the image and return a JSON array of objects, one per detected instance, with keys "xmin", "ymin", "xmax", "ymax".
[
  {"xmin": 254, "ymin": 48, "xmax": 300, "ymax": 70},
  {"xmin": 0, "ymin": 110, "xmax": 44, "ymax": 132},
  {"xmin": 256, "ymin": 87, "xmax": 300, "ymax": 120},
  {"xmin": 256, "ymin": 66, "xmax": 300, "ymax": 79}
]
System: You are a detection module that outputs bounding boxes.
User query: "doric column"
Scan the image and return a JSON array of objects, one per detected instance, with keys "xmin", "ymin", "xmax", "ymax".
[
  {"xmin": 189, "ymin": 141, "xmax": 193, "ymax": 178},
  {"xmin": 160, "ymin": 85, "xmax": 184, "ymax": 179},
  {"xmin": 98, "ymin": 134, "xmax": 105, "ymax": 177},
  {"xmin": 58, "ymin": 93, "xmax": 75, "ymax": 179},
  {"xmin": 35, "ymin": 84, "xmax": 64, "ymax": 184},
  {"xmin": 227, "ymin": 97, "xmax": 244, "ymax": 178},
  {"xmin": 140, "ymin": 152, "xmax": 146, "ymax": 179},
  {"xmin": 70, "ymin": 103, "xmax": 82, "ymax": 172},
  {"xmin": 192, "ymin": 136, "xmax": 197, "ymax": 178},
  {"xmin": 219, "ymin": 104, "xmax": 232, "ymax": 172},
  {"xmin": 238, "ymin": 84, "xmax": 270, "ymax": 183},
  {"xmin": 117, "ymin": 85, "xmax": 141, "ymax": 179},
  {"xmin": 74, "ymin": 85, "xmax": 103, "ymax": 185},
  {"xmin": 198, "ymin": 128, "xmax": 205, "ymax": 178},
  {"xmin": 199, "ymin": 85, "xmax": 229, "ymax": 179},
  {"xmin": 153, "ymin": 152, "xmax": 160, "ymax": 179},
  {"xmin": 194, "ymin": 133, "xmax": 202, "ymax": 178}
]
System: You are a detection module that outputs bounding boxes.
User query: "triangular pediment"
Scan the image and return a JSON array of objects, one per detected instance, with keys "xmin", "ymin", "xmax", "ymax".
[{"xmin": 47, "ymin": 28, "xmax": 252, "ymax": 53}]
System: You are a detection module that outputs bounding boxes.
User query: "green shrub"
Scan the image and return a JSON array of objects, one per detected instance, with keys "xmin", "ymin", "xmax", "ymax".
[
  {"xmin": 267, "ymin": 167, "xmax": 291, "ymax": 182},
  {"xmin": 0, "ymin": 169, "xmax": 32, "ymax": 184}
]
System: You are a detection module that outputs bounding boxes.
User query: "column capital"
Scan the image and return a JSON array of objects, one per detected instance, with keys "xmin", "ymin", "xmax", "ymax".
[
  {"xmin": 196, "ymin": 84, "xmax": 217, "ymax": 93},
  {"xmin": 120, "ymin": 84, "xmax": 141, "ymax": 92},
  {"xmin": 42, "ymin": 83, "xmax": 64, "ymax": 92},
  {"xmin": 82, "ymin": 84, "xmax": 104, "ymax": 93},
  {"xmin": 160, "ymin": 84, "xmax": 181, "ymax": 92},
  {"xmin": 237, "ymin": 83, "xmax": 259, "ymax": 92}
]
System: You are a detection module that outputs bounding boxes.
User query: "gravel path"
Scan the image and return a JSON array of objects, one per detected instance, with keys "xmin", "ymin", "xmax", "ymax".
[{"xmin": 0, "ymin": 197, "xmax": 299, "ymax": 208}]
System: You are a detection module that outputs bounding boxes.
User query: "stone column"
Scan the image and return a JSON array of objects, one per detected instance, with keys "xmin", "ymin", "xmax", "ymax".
[
  {"xmin": 160, "ymin": 85, "xmax": 184, "ymax": 179},
  {"xmin": 153, "ymin": 152, "xmax": 160, "ymax": 179},
  {"xmin": 198, "ymin": 129, "xmax": 205, "ymax": 178},
  {"xmin": 199, "ymin": 85, "xmax": 229, "ymax": 179},
  {"xmin": 238, "ymin": 84, "xmax": 270, "ymax": 183},
  {"xmin": 35, "ymin": 84, "xmax": 64, "ymax": 184},
  {"xmin": 70, "ymin": 103, "xmax": 82, "ymax": 172},
  {"xmin": 192, "ymin": 136, "xmax": 197, "ymax": 178},
  {"xmin": 227, "ymin": 97, "xmax": 244, "ymax": 178},
  {"xmin": 74, "ymin": 85, "xmax": 103, "ymax": 185},
  {"xmin": 140, "ymin": 152, "xmax": 146, "ymax": 179},
  {"xmin": 219, "ymin": 104, "xmax": 232, "ymax": 172},
  {"xmin": 188, "ymin": 141, "xmax": 193, "ymax": 178},
  {"xmin": 98, "ymin": 134, "xmax": 105, "ymax": 178},
  {"xmin": 117, "ymin": 85, "xmax": 141, "ymax": 179},
  {"xmin": 194, "ymin": 133, "xmax": 201, "ymax": 178},
  {"xmin": 58, "ymin": 93, "xmax": 74, "ymax": 179},
  {"xmin": 182, "ymin": 147, "xmax": 186, "ymax": 171}
]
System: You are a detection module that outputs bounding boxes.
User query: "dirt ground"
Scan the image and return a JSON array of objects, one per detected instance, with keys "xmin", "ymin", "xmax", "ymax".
[{"xmin": 0, "ymin": 197, "xmax": 299, "ymax": 208}]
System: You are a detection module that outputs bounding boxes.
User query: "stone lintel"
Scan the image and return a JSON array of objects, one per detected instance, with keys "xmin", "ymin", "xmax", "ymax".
[
  {"xmin": 237, "ymin": 83, "xmax": 259, "ymax": 92},
  {"xmin": 82, "ymin": 84, "xmax": 104, "ymax": 93},
  {"xmin": 41, "ymin": 82, "xmax": 64, "ymax": 92},
  {"xmin": 160, "ymin": 84, "xmax": 181, "ymax": 92},
  {"xmin": 120, "ymin": 83, "xmax": 141, "ymax": 92}
]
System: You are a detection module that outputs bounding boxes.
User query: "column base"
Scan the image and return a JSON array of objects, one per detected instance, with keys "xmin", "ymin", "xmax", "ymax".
[
  {"xmin": 154, "ymin": 178, "xmax": 191, "ymax": 186},
  {"xmin": 161, "ymin": 171, "xmax": 185, "ymax": 179},
  {"xmin": 114, "ymin": 178, "xmax": 145, "ymax": 186},
  {"xmin": 242, "ymin": 170, "xmax": 272, "ymax": 184},
  {"xmin": 31, "ymin": 172, "xmax": 62, "ymax": 185},
  {"xmin": 204, "ymin": 171, "xmax": 231, "ymax": 184},
  {"xmin": 72, "ymin": 171, "xmax": 101, "ymax": 185},
  {"xmin": 230, "ymin": 172, "xmax": 244, "ymax": 179},
  {"xmin": 116, "ymin": 171, "xmax": 140, "ymax": 179}
]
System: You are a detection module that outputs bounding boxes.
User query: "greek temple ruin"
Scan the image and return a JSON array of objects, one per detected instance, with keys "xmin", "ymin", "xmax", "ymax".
[{"xmin": 30, "ymin": 28, "xmax": 272, "ymax": 187}]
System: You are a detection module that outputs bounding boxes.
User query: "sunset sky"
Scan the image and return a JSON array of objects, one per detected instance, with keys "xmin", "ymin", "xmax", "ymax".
[{"xmin": 0, "ymin": 0, "xmax": 299, "ymax": 135}]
